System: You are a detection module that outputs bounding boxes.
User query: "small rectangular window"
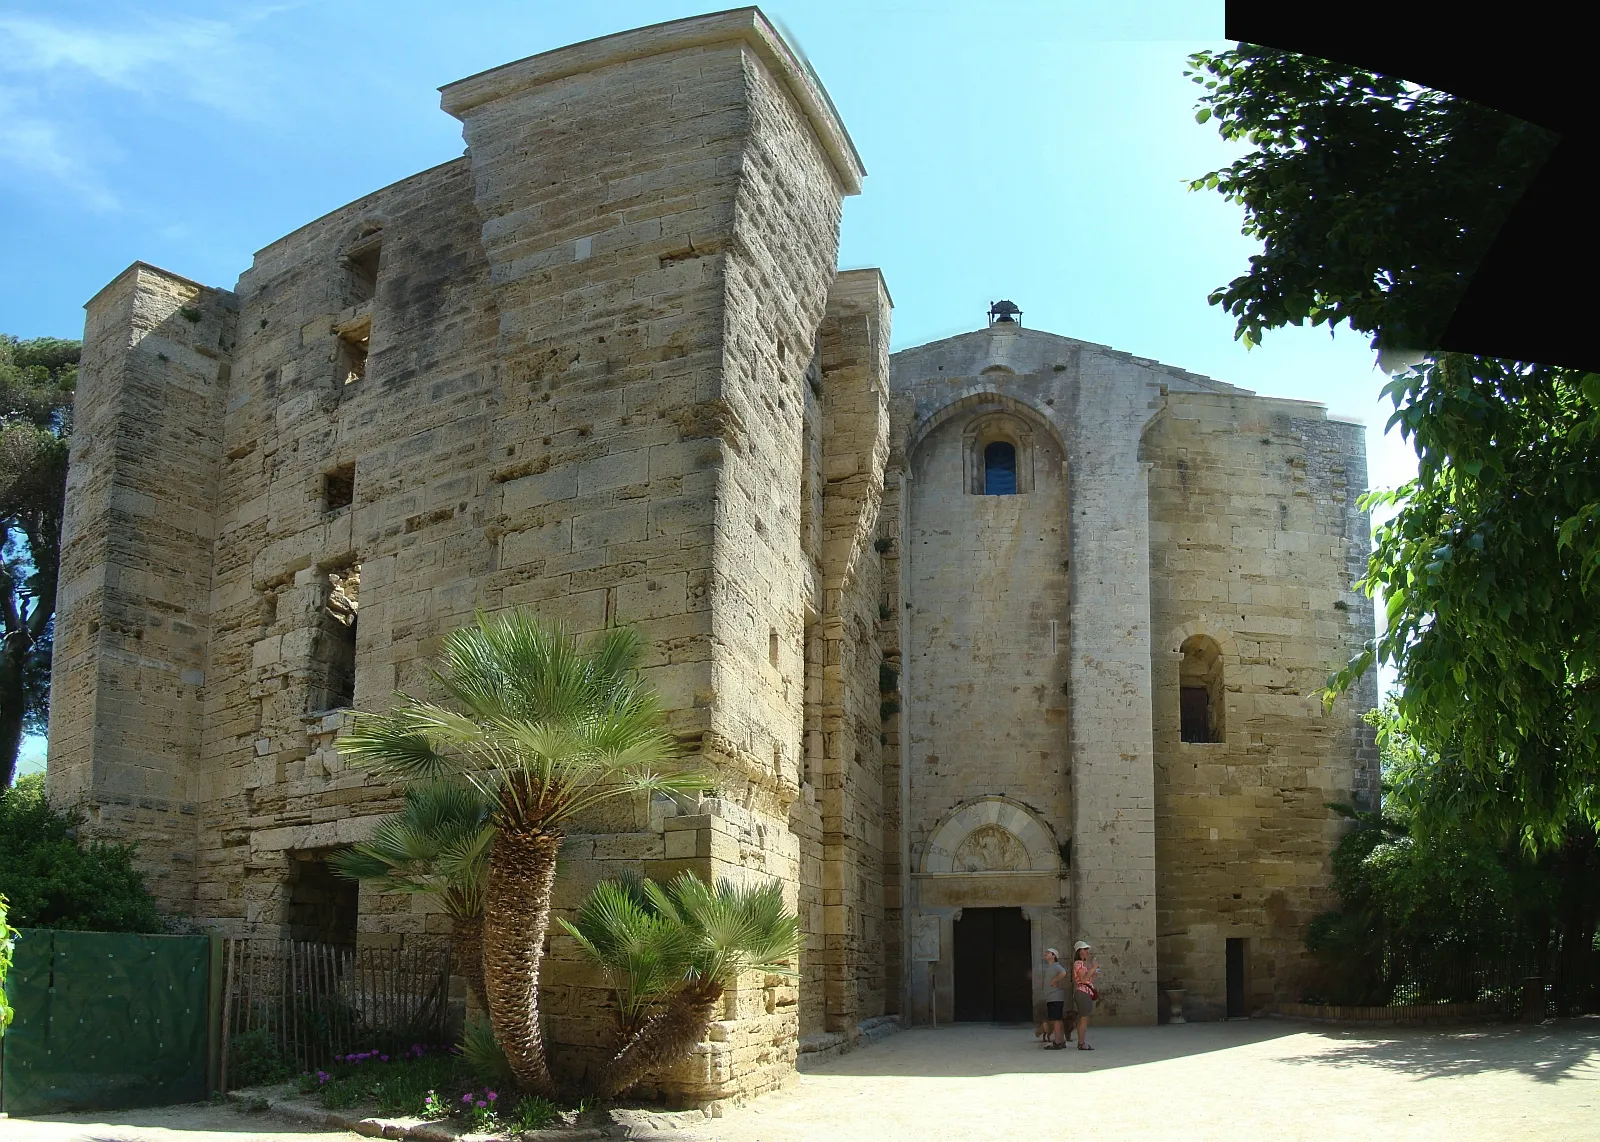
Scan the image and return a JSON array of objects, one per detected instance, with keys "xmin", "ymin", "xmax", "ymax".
[
  {"xmin": 344, "ymin": 238, "xmax": 382, "ymax": 305},
  {"xmin": 336, "ymin": 321, "xmax": 369, "ymax": 386},
  {"xmin": 324, "ymin": 463, "xmax": 355, "ymax": 512},
  {"xmin": 1180, "ymin": 686, "xmax": 1212, "ymax": 743}
]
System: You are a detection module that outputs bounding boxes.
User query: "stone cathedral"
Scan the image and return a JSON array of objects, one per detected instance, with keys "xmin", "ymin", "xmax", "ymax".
[{"xmin": 47, "ymin": 8, "xmax": 1377, "ymax": 1104}]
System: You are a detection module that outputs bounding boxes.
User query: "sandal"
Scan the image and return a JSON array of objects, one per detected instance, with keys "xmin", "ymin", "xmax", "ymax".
[{"xmin": 1078, "ymin": 1044, "xmax": 1094, "ymax": 1050}]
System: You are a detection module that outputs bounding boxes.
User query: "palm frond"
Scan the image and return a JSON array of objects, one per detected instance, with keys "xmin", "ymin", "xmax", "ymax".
[
  {"xmin": 340, "ymin": 610, "xmax": 694, "ymax": 835},
  {"xmin": 325, "ymin": 780, "xmax": 493, "ymax": 919}
]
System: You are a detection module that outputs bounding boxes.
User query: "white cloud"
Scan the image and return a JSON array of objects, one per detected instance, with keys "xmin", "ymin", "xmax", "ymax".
[
  {"xmin": 0, "ymin": 87, "xmax": 118, "ymax": 209},
  {"xmin": 0, "ymin": 9, "xmax": 292, "ymax": 208}
]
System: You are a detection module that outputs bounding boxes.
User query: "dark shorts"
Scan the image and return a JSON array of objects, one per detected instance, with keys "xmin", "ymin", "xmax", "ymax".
[
  {"xmin": 1074, "ymin": 991, "xmax": 1095, "ymax": 1017},
  {"xmin": 1046, "ymin": 1000, "xmax": 1065, "ymax": 1021}
]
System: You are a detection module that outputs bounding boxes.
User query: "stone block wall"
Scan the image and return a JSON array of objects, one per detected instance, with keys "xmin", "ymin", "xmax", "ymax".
[
  {"xmin": 1145, "ymin": 391, "xmax": 1377, "ymax": 1019},
  {"xmin": 49, "ymin": 263, "xmax": 235, "ymax": 913}
]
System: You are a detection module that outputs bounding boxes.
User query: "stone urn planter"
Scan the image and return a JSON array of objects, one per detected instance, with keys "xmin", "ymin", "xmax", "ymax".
[{"xmin": 1166, "ymin": 988, "xmax": 1187, "ymax": 1024}]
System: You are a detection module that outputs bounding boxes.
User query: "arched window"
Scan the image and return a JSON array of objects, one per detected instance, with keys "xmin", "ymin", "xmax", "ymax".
[
  {"xmin": 1178, "ymin": 634, "xmax": 1224, "ymax": 743},
  {"xmin": 983, "ymin": 440, "xmax": 1018, "ymax": 495}
]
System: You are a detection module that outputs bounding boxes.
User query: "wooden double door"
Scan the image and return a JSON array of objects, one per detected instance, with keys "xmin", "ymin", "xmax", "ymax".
[{"xmin": 953, "ymin": 907, "xmax": 1033, "ymax": 1022}]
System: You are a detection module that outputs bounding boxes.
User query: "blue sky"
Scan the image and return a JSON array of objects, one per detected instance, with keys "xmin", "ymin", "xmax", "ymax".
[{"xmin": 2, "ymin": 1, "xmax": 1411, "ymax": 775}]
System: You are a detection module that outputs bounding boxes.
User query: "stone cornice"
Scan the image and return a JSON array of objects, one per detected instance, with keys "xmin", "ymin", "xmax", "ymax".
[{"xmin": 439, "ymin": 6, "xmax": 865, "ymax": 196}]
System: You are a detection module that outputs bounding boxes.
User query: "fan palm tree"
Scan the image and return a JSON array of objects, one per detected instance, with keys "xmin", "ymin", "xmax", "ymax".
[
  {"xmin": 327, "ymin": 779, "xmax": 494, "ymax": 1008},
  {"xmin": 337, "ymin": 612, "xmax": 702, "ymax": 1096},
  {"xmin": 562, "ymin": 872, "xmax": 799, "ymax": 1099}
]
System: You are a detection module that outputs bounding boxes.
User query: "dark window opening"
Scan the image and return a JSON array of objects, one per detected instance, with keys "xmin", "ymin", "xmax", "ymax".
[
  {"xmin": 336, "ymin": 322, "xmax": 369, "ymax": 385},
  {"xmin": 324, "ymin": 464, "xmax": 355, "ymax": 512},
  {"xmin": 1226, "ymin": 937, "xmax": 1247, "ymax": 1018},
  {"xmin": 1178, "ymin": 634, "xmax": 1225, "ymax": 743},
  {"xmin": 307, "ymin": 565, "xmax": 359, "ymax": 713},
  {"xmin": 1180, "ymin": 687, "xmax": 1212, "ymax": 743},
  {"xmin": 344, "ymin": 238, "xmax": 382, "ymax": 305},
  {"xmin": 983, "ymin": 441, "xmax": 1018, "ymax": 496},
  {"xmin": 287, "ymin": 852, "xmax": 358, "ymax": 948}
]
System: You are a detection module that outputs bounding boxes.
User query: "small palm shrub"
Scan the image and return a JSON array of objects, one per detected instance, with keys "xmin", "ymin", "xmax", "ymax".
[{"xmin": 562, "ymin": 872, "xmax": 798, "ymax": 1098}]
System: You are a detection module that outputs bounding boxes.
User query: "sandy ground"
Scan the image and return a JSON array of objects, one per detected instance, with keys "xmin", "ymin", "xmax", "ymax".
[
  {"xmin": 5, "ymin": 1018, "xmax": 1597, "ymax": 1142},
  {"xmin": 683, "ymin": 1019, "xmax": 1600, "ymax": 1142}
]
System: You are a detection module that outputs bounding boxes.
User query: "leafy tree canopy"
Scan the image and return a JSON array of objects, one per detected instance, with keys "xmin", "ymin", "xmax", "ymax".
[
  {"xmin": 1, "ymin": 335, "xmax": 78, "ymax": 786},
  {"xmin": 1189, "ymin": 48, "xmax": 1600, "ymax": 841},
  {"xmin": 0, "ymin": 773, "xmax": 163, "ymax": 933}
]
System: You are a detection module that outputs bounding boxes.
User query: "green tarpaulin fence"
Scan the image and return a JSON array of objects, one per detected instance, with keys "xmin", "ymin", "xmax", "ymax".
[{"xmin": 0, "ymin": 929, "xmax": 223, "ymax": 1116}]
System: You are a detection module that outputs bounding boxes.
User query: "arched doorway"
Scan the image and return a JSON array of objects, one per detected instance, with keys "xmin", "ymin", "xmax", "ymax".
[{"xmin": 953, "ymin": 907, "xmax": 1032, "ymax": 1022}]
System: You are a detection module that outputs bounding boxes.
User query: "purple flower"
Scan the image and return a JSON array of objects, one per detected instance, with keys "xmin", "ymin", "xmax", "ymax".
[
  {"xmin": 379, "ymin": 1054, "xmax": 389, "ymax": 1062},
  {"xmin": 475, "ymin": 1100, "xmax": 487, "ymax": 1109},
  {"xmin": 462, "ymin": 1093, "xmax": 473, "ymax": 1105},
  {"xmin": 486, "ymin": 1091, "xmax": 497, "ymax": 1102}
]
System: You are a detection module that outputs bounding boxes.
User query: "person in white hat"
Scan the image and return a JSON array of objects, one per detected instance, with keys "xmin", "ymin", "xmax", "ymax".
[
  {"xmin": 1040, "ymin": 948, "xmax": 1069, "ymax": 1049},
  {"xmin": 1072, "ymin": 941, "xmax": 1100, "ymax": 1049}
]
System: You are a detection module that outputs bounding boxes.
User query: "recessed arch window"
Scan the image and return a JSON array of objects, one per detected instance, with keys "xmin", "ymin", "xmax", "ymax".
[
  {"xmin": 1178, "ymin": 634, "xmax": 1224, "ymax": 743},
  {"xmin": 983, "ymin": 440, "xmax": 1018, "ymax": 495}
]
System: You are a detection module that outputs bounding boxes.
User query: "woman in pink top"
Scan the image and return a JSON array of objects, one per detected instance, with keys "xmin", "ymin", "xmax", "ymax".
[{"xmin": 1072, "ymin": 941, "xmax": 1100, "ymax": 1050}]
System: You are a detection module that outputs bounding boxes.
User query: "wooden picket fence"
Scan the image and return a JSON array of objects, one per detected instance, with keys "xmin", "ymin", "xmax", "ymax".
[{"xmin": 219, "ymin": 938, "xmax": 452, "ymax": 1087}]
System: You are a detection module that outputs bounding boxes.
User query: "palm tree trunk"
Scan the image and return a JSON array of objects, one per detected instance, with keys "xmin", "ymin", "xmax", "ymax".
[
  {"xmin": 595, "ymin": 980, "xmax": 723, "ymax": 1099},
  {"xmin": 450, "ymin": 911, "xmax": 487, "ymax": 1013},
  {"xmin": 483, "ymin": 826, "xmax": 561, "ymax": 1096}
]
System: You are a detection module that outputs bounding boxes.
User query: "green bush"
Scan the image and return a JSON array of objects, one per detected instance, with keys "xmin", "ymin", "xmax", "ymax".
[
  {"xmin": 1, "ymin": 892, "xmax": 16, "ymax": 1033},
  {"xmin": 0, "ymin": 774, "xmax": 162, "ymax": 932},
  {"xmin": 298, "ymin": 1047, "xmax": 475, "ymax": 1117},
  {"xmin": 227, "ymin": 1028, "xmax": 293, "ymax": 1089}
]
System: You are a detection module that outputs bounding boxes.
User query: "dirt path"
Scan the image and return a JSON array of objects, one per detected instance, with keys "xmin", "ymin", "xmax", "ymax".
[
  {"xmin": 679, "ymin": 1019, "xmax": 1600, "ymax": 1142},
  {"xmin": 4, "ymin": 1019, "xmax": 1596, "ymax": 1141}
]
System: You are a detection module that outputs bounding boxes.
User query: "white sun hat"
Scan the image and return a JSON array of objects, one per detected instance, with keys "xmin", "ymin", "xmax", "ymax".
[{"xmin": 1073, "ymin": 940, "xmax": 1091, "ymax": 951}]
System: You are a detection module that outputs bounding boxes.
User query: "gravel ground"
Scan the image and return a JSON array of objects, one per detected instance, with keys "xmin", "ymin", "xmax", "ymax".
[
  {"xmin": 5, "ymin": 1018, "xmax": 1596, "ymax": 1142},
  {"xmin": 681, "ymin": 1018, "xmax": 1600, "ymax": 1142}
]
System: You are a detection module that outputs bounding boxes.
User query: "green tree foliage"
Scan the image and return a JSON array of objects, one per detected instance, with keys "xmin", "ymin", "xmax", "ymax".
[
  {"xmin": 0, "ymin": 773, "xmax": 163, "ymax": 933},
  {"xmin": 562, "ymin": 872, "xmax": 797, "ymax": 1099},
  {"xmin": 1, "ymin": 334, "xmax": 78, "ymax": 788},
  {"xmin": 1, "ymin": 892, "xmax": 16, "ymax": 1033},
  {"xmin": 1188, "ymin": 48, "xmax": 1600, "ymax": 838},
  {"xmin": 1186, "ymin": 48, "xmax": 1556, "ymax": 354},
  {"xmin": 336, "ymin": 612, "xmax": 702, "ymax": 1097},
  {"xmin": 1308, "ymin": 708, "xmax": 1598, "ymax": 1010}
]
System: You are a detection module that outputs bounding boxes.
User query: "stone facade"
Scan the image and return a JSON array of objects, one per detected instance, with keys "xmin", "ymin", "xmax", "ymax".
[{"xmin": 47, "ymin": 7, "xmax": 1375, "ymax": 1105}]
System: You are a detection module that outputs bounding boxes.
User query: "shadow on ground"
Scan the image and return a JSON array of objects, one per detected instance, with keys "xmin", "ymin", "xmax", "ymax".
[
  {"xmin": 809, "ymin": 1020, "xmax": 1298, "ymax": 1076},
  {"xmin": 0, "ymin": 1100, "xmax": 344, "ymax": 1141},
  {"xmin": 1273, "ymin": 1016, "xmax": 1600, "ymax": 1084}
]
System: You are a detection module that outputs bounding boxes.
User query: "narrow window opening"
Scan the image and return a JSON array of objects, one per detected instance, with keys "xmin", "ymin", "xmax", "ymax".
[
  {"xmin": 344, "ymin": 238, "xmax": 382, "ymax": 305},
  {"xmin": 983, "ymin": 440, "xmax": 1018, "ymax": 496},
  {"xmin": 1178, "ymin": 634, "xmax": 1225, "ymax": 743},
  {"xmin": 336, "ymin": 321, "xmax": 370, "ymax": 386},
  {"xmin": 769, "ymin": 627, "xmax": 780, "ymax": 668},
  {"xmin": 324, "ymin": 463, "xmax": 355, "ymax": 512},
  {"xmin": 308, "ymin": 564, "xmax": 359, "ymax": 713},
  {"xmin": 1180, "ymin": 687, "xmax": 1212, "ymax": 743},
  {"xmin": 802, "ymin": 612, "xmax": 823, "ymax": 789}
]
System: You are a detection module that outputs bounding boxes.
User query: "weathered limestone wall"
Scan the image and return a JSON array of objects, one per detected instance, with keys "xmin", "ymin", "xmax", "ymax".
[
  {"xmin": 194, "ymin": 156, "xmax": 496, "ymax": 943},
  {"xmin": 812, "ymin": 271, "xmax": 892, "ymax": 1036},
  {"xmin": 437, "ymin": 10, "xmax": 864, "ymax": 1100},
  {"xmin": 49, "ymin": 263, "xmax": 235, "ymax": 913},
  {"xmin": 1145, "ymin": 391, "xmax": 1377, "ymax": 1019}
]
